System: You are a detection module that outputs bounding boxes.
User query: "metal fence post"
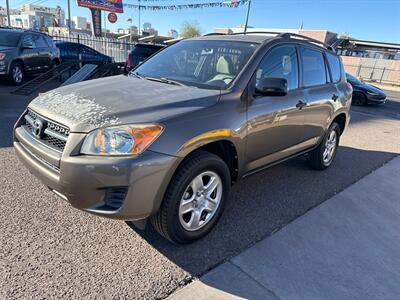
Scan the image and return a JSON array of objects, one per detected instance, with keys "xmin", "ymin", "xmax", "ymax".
[
  {"xmin": 357, "ymin": 65, "xmax": 361, "ymax": 77},
  {"xmin": 380, "ymin": 67, "xmax": 386, "ymax": 83}
]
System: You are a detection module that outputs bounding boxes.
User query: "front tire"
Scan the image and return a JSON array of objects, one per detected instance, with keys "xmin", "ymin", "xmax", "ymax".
[
  {"xmin": 8, "ymin": 62, "xmax": 24, "ymax": 86},
  {"xmin": 308, "ymin": 122, "xmax": 341, "ymax": 170},
  {"xmin": 352, "ymin": 92, "xmax": 367, "ymax": 106},
  {"xmin": 150, "ymin": 151, "xmax": 231, "ymax": 244}
]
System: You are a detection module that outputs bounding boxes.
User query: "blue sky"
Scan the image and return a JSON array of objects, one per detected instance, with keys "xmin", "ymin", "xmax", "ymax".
[{"xmin": 2, "ymin": 0, "xmax": 400, "ymax": 43}]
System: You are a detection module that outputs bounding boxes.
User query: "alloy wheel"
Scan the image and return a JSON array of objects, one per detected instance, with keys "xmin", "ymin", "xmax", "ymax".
[
  {"xmin": 13, "ymin": 66, "xmax": 23, "ymax": 84},
  {"xmin": 179, "ymin": 171, "xmax": 222, "ymax": 231},
  {"xmin": 323, "ymin": 130, "xmax": 337, "ymax": 164}
]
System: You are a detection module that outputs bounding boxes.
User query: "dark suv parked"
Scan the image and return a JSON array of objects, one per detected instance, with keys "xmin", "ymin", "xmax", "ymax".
[
  {"xmin": 125, "ymin": 43, "xmax": 164, "ymax": 73},
  {"xmin": 14, "ymin": 33, "xmax": 352, "ymax": 244},
  {"xmin": 0, "ymin": 28, "xmax": 60, "ymax": 85}
]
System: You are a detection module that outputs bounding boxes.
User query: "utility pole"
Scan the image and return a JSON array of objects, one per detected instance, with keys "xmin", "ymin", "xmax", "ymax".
[
  {"xmin": 104, "ymin": 10, "xmax": 107, "ymax": 37},
  {"xmin": 244, "ymin": 0, "xmax": 252, "ymax": 34},
  {"xmin": 138, "ymin": 0, "xmax": 141, "ymax": 36},
  {"xmin": 6, "ymin": 0, "xmax": 11, "ymax": 27},
  {"xmin": 67, "ymin": 0, "xmax": 72, "ymax": 34}
]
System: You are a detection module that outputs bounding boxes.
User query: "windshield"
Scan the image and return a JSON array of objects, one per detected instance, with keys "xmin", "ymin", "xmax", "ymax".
[
  {"xmin": 132, "ymin": 40, "xmax": 259, "ymax": 90},
  {"xmin": 346, "ymin": 73, "xmax": 362, "ymax": 85},
  {"xmin": 0, "ymin": 31, "xmax": 22, "ymax": 47}
]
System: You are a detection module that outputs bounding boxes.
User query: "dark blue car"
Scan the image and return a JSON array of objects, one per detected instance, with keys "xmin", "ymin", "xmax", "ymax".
[
  {"xmin": 346, "ymin": 73, "xmax": 386, "ymax": 105},
  {"xmin": 55, "ymin": 41, "xmax": 113, "ymax": 63}
]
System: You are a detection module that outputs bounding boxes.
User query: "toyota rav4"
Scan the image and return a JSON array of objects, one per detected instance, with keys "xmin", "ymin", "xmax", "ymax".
[{"xmin": 14, "ymin": 33, "xmax": 352, "ymax": 244}]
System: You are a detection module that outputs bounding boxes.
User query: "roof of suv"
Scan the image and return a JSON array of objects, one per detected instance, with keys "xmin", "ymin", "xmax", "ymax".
[
  {"xmin": 192, "ymin": 34, "xmax": 274, "ymax": 44},
  {"xmin": 192, "ymin": 32, "xmax": 337, "ymax": 53},
  {"xmin": 0, "ymin": 27, "xmax": 48, "ymax": 36}
]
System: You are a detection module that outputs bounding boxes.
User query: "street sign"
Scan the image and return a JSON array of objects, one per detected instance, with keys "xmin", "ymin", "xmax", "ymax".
[
  {"xmin": 90, "ymin": 8, "xmax": 102, "ymax": 37},
  {"xmin": 108, "ymin": 12, "xmax": 118, "ymax": 23},
  {"xmin": 77, "ymin": 0, "xmax": 124, "ymax": 13}
]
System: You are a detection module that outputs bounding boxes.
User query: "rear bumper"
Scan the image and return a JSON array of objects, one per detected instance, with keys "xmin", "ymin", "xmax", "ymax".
[{"xmin": 14, "ymin": 125, "xmax": 180, "ymax": 220}]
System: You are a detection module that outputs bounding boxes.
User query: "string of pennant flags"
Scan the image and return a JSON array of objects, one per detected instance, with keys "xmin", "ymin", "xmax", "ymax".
[{"xmin": 123, "ymin": 0, "xmax": 250, "ymax": 11}]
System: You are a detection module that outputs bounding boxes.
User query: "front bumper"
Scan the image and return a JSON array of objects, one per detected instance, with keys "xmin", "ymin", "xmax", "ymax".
[
  {"xmin": 14, "ymin": 123, "xmax": 180, "ymax": 220},
  {"xmin": 0, "ymin": 60, "xmax": 8, "ymax": 74},
  {"xmin": 367, "ymin": 94, "xmax": 386, "ymax": 104}
]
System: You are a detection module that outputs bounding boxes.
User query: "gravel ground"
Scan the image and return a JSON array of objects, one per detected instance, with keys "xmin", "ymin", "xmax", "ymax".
[{"xmin": 1, "ymin": 83, "xmax": 399, "ymax": 299}]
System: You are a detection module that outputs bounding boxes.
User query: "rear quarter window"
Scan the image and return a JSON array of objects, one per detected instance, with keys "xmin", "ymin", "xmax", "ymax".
[{"xmin": 326, "ymin": 52, "xmax": 342, "ymax": 82}]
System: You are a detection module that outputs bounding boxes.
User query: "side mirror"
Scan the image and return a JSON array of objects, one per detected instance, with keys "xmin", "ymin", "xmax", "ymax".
[{"xmin": 255, "ymin": 77, "xmax": 288, "ymax": 96}]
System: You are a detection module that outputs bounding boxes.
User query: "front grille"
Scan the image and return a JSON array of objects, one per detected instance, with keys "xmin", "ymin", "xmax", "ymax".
[{"xmin": 24, "ymin": 109, "xmax": 69, "ymax": 152}]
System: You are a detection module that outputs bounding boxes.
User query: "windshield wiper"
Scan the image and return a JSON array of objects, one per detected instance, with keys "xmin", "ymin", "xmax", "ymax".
[
  {"xmin": 130, "ymin": 72, "xmax": 144, "ymax": 79},
  {"xmin": 143, "ymin": 76, "xmax": 186, "ymax": 87},
  {"xmin": 160, "ymin": 77, "xmax": 186, "ymax": 87}
]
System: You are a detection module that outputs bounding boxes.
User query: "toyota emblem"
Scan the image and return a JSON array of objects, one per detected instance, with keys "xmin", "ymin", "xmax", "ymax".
[{"xmin": 32, "ymin": 119, "xmax": 44, "ymax": 138}]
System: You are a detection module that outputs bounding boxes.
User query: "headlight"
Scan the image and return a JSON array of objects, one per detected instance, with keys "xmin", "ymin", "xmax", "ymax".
[
  {"xmin": 0, "ymin": 53, "xmax": 6, "ymax": 60},
  {"xmin": 81, "ymin": 124, "xmax": 163, "ymax": 155},
  {"xmin": 366, "ymin": 90, "xmax": 379, "ymax": 96}
]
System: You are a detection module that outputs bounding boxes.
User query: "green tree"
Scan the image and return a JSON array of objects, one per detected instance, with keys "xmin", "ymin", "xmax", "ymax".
[{"xmin": 180, "ymin": 21, "xmax": 202, "ymax": 38}]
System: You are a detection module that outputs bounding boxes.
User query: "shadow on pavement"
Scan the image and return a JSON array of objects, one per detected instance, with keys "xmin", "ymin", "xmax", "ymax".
[{"xmin": 133, "ymin": 145, "xmax": 398, "ymax": 278}]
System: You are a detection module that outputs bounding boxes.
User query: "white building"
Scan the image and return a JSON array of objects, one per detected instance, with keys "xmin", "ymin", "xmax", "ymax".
[
  {"xmin": 9, "ymin": 14, "xmax": 40, "ymax": 30},
  {"xmin": 168, "ymin": 29, "xmax": 178, "ymax": 39},
  {"xmin": 72, "ymin": 16, "xmax": 87, "ymax": 30},
  {"xmin": 0, "ymin": 6, "xmax": 19, "ymax": 26},
  {"xmin": 143, "ymin": 22, "xmax": 152, "ymax": 30},
  {"xmin": 20, "ymin": 4, "xmax": 65, "ymax": 28},
  {"xmin": 140, "ymin": 22, "xmax": 158, "ymax": 36}
]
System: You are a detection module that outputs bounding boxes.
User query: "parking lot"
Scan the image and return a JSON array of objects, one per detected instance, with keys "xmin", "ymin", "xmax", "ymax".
[{"xmin": 0, "ymin": 81, "xmax": 399, "ymax": 299}]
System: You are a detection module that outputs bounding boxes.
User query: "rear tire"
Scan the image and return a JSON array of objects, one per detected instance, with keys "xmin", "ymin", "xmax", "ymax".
[
  {"xmin": 307, "ymin": 122, "xmax": 341, "ymax": 170},
  {"xmin": 150, "ymin": 151, "xmax": 231, "ymax": 244},
  {"xmin": 352, "ymin": 92, "xmax": 367, "ymax": 106},
  {"xmin": 8, "ymin": 62, "xmax": 24, "ymax": 86}
]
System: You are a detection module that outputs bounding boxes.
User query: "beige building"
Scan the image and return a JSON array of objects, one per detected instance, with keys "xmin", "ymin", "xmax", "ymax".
[{"xmin": 214, "ymin": 26, "xmax": 337, "ymax": 44}]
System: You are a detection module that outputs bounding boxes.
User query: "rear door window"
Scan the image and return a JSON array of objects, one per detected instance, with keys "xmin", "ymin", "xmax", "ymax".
[
  {"xmin": 326, "ymin": 52, "xmax": 342, "ymax": 82},
  {"xmin": 34, "ymin": 36, "xmax": 48, "ymax": 48},
  {"xmin": 22, "ymin": 34, "xmax": 36, "ymax": 48},
  {"xmin": 300, "ymin": 47, "xmax": 327, "ymax": 87}
]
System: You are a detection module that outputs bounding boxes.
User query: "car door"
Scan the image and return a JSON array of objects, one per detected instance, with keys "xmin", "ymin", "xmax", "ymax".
[
  {"xmin": 299, "ymin": 46, "xmax": 336, "ymax": 141},
  {"xmin": 33, "ymin": 34, "xmax": 52, "ymax": 70},
  {"xmin": 20, "ymin": 34, "xmax": 39, "ymax": 72},
  {"xmin": 245, "ymin": 45, "xmax": 309, "ymax": 171}
]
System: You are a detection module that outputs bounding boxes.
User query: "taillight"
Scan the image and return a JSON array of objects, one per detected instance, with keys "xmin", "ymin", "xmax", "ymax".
[{"xmin": 126, "ymin": 53, "xmax": 132, "ymax": 67}]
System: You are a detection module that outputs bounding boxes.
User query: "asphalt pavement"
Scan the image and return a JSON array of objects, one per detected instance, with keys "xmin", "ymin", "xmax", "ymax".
[
  {"xmin": 170, "ymin": 156, "xmax": 400, "ymax": 300},
  {"xmin": 0, "ymin": 81, "xmax": 399, "ymax": 299}
]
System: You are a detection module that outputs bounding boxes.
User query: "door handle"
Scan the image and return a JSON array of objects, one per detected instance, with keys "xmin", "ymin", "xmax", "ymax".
[
  {"xmin": 332, "ymin": 94, "xmax": 339, "ymax": 101},
  {"xmin": 296, "ymin": 100, "xmax": 307, "ymax": 110}
]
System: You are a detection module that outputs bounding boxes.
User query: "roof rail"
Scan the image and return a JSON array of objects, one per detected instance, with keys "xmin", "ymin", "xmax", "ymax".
[
  {"xmin": 203, "ymin": 32, "xmax": 227, "ymax": 36},
  {"xmin": 278, "ymin": 32, "xmax": 334, "ymax": 51},
  {"xmin": 231, "ymin": 31, "xmax": 282, "ymax": 36}
]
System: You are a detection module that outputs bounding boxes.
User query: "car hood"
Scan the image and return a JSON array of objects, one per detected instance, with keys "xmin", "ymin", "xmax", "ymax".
[
  {"xmin": 0, "ymin": 46, "xmax": 16, "ymax": 52},
  {"xmin": 29, "ymin": 75, "xmax": 221, "ymax": 133},
  {"xmin": 352, "ymin": 82, "xmax": 385, "ymax": 96},
  {"xmin": 363, "ymin": 83, "xmax": 385, "ymax": 95}
]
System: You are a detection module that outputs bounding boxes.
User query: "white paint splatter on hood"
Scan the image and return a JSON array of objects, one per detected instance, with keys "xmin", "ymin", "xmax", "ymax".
[
  {"xmin": 31, "ymin": 91, "xmax": 120, "ymax": 132},
  {"xmin": 28, "ymin": 75, "xmax": 220, "ymax": 133}
]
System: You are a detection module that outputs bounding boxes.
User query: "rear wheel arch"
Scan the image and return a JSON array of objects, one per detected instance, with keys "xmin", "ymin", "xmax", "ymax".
[
  {"xmin": 331, "ymin": 113, "xmax": 347, "ymax": 136},
  {"xmin": 52, "ymin": 58, "xmax": 61, "ymax": 65}
]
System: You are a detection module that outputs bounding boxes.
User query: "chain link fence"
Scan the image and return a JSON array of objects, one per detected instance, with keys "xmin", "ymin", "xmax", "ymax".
[
  {"xmin": 342, "ymin": 56, "xmax": 400, "ymax": 86},
  {"xmin": 344, "ymin": 64, "xmax": 400, "ymax": 85},
  {"xmin": 49, "ymin": 32, "xmax": 136, "ymax": 63}
]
